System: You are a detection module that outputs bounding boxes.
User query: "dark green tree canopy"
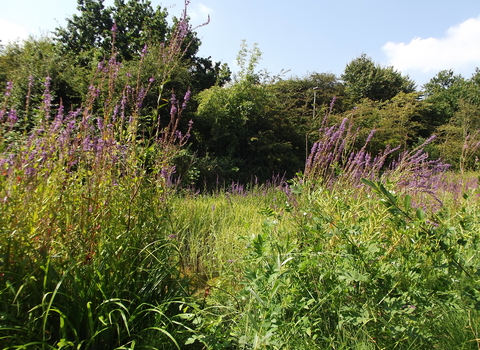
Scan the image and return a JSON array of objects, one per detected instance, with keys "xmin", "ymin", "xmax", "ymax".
[
  {"xmin": 271, "ymin": 72, "xmax": 344, "ymax": 116},
  {"xmin": 189, "ymin": 56, "xmax": 231, "ymax": 93},
  {"xmin": 422, "ymin": 69, "xmax": 464, "ymax": 97},
  {"xmin": 54, "ymin": 0, "xmax": 197, "ymax": 63},
  {"xmin": 420, "ymin": 69, "xmax": 480, "ymax": 129},
  {"xmin": 191, "ymin": 44, "xmax": 306, "ymax": 184},
  {"xmin": 341, "ymin": 54, "xmax": 416, "ymax": 105}
]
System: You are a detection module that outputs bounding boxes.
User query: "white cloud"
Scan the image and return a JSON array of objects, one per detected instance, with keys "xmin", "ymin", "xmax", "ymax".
[
  {"xmin": 382, "ymin": 15, "xmax": 480, "ymax": 75},
  {"xmin": 0, "ymin": 19, "xmax": 29, "ymax": 44}
]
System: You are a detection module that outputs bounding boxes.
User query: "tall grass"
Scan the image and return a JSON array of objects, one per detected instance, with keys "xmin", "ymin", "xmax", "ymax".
[
  {"xmin": 0, "ymin": 2, "xmax": 200, "ymax": 348},
  {"xmin": 179, "ymin": 117, "xmax": 480, "ymax": 349},
  {"xmin": 183, "ymin": 176, "xmax": 480, "ymax": 350}
]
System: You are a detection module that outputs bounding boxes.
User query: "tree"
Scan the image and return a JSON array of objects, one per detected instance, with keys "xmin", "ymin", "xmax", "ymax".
[
  {"xmin": 422, "ymin": 69, "xmax": 463, "ymax": 97},
  {"xmin": 54, "ymin": 0, "xmax": 173, "ymax": 63},
  {"xmin": 341, "ymin": 54, "xmax": 416, "ymax": 105},
  {"xmin": 53, "ymin": 0, "xmax": 228, "ymax": 100},
  {"xmin": 194, "ymin": 81, "xmax": 305, "ymax": 185},
  {"xmin": 419, "ymin": 70, "xmax": 480, "ymax": 130},
  {"xmin": 338, "ymin": 92, "xmax": 426, "ymax": 153},
  {"xmin": 189, "ymin": 57, "xmax": 231, "ymax": 93},
  {"xmin": 470, "ymin": 67, "xmax": 480, "ymax": 86},
  {"xmin": 193, "ymin": 43, "xmax": 305, "ymax": 185},
  {"xmin": 421, "ymin": 69, "xmax": 480, "ymax": 169}
]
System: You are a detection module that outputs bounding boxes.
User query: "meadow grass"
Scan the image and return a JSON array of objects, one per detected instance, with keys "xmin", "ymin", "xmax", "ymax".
[
  {"xmin": 176, "ymin": 173, "xmax": 480, "ymax": 350},
  {"xmin": 1, "ymin": 85, "xmax": 479, "ymax": 349},
  {"xmin": 1, "ymin": 142, "xmax": 480, "ymax": 349}
]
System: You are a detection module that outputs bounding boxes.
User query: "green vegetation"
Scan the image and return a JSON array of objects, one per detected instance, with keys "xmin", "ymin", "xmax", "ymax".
[{"xmin": 1, "ymin": 0, "xmax": 480, "ymax": 348}]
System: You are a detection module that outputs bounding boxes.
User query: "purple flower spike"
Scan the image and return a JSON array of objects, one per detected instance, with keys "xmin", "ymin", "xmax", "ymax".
[
  {"xmin": 182, "ymin": 88, "xmax": 191, "ymax": 110},
  {"xmin": 141, "ymin": 44, "xmax": 148, "ymax": 58},
  {"xmin": 111, "ymin": 23, "xmax": 118, "ymax": 39},
  {"xmin": 5, "ymin": 81, "xmax": 13, "ymax": 96},
  {"xmin": 7, "ymin": 110, "xmax": 18, "ymax": 127}
]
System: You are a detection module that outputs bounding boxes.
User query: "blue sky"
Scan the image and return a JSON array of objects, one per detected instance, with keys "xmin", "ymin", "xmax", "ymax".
[{"xmin": 2, "ymin": 0, "xmax": 480, "ymax": 87}]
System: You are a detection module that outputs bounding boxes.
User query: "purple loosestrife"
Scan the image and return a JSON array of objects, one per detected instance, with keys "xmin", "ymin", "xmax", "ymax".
[
  {"xmin": 136, "ymin": 87, "xmax": 146, "ymax": 109},
  {"xmin": 230, "ymin": 181, "xmax": 246, "ymax": 196},
  {"xmin": 112, "ymin": 105, "xmax": 120, "ymax": 122},
  {"xmin": 42, "ymin": 76, "xmax": 52, "ymax": 118},
  {"xmin": 97, "ymin": 117, "xmax": 104, "ymax": 131},
  {"xmin": 329, "ymin": 96, "xmax": 337, "ymax": 113},
  {"xmin": 0, "ymin": 154, "xmax": 15, "ymax": 174},
  {"xmin": 119, "ymin": 88, "xmax": 129, "ymax": 120},
  {"xmin": 0, "ymin": 0, "xmax": 206, "ymax": 205},
  {"xmin": 304, "ymin": 117, "xmax": 451, "ymax": 205},
  {"xmin": 4, "ymin": 81, "xmax": 13, "ymax": 97},
  {"xmin": 7, "ymin": 110, "xmax": 18, "ymax": 129},
  {"xmin": 111, "ymin": 23, "xmax": 118, "ymax": 41},
  {"xmin": 88, "ymin": 84, "xmax": 101, "ymax": 99},
  {"xmin": 170, "ymin": 93, "xmax": 178, "ymax": 116},
  {"xmin": 160, "ymin": 165, "xmax": 176, "ymax": 187},
  {"xmin": 460, "ymin": 130, "xmax": 480, "ymax": 172},
  {"xmin": 182, "ymin": 88, "xmax": 191, "ymax": 111},
  {"xmin": 305, "ymin": 117, "xmax": 357, "ymax": 185},
  {"xmin": 25, "ymin": 166, "xmax": 36, "ymax": 177},
  {"xmin": 186, "ymin": 119, "xmax": 193, "ymax": 139},
  {"xmin": 27, "ymin": 76, "xmax": 34, "ymax": 88},
  {"xmin": 51, "ymin": 105, "xmax": 65, "ymax": 133},
  {"xmin": 141, "ymin": 44, "xmax": 148, "ymax": 59},
  {"xmin": 374, "ymin": 136, "xmax": 451, "ymax": 208}
]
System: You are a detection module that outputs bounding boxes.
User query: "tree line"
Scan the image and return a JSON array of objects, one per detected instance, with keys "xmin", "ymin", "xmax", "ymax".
[{"xmin": 1, "ymin": 0, "xmax": 479, "ymax": 189}]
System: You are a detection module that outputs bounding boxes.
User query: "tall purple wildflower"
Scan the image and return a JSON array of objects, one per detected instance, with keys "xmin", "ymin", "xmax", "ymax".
[
  {"xmin": 304, "ymin": 117, "xmax": 450, "ymax": 203},
  {"xmin": 386, "ymin": 135, "xmax": 451, "ymax": 202},
  {"xmin": 160, "ymin": 165, "xmax": 176, "ymax": 187},
  {"xmin": 305, "ymin": 117, "xmax": 357, "ymax": 185},
  {"xmin": 4, "ymin": 81, "xmax": 13, "ymax": 97},
  {"xmin": 170, "ymin": 93, "xmax": 178, "ymax": 116},
  {"xmin": 7, "ymin": 110, "xmax": 18, "ymax": 128},
  {"xmin": 182, "ymin": 88, "xmax": 191, "ymax": 111},
  {"xmin": 111, "ymin": 23, "xmax": 118, "ymax": 41},
  {"xmin": 329, "ymin": 96, "xmax": 337, "ymax": 113},
  {"xmin": 51, "ymin": 105, "xmax": 65, "ymax": 132},
  {"xmin": 136, "ymin": 87, "xmax": 146, "ymax": 109},
  {"xmin": 42, "ymin": 76, "xmax": 52, "ymax": 118},
  {"xmin": 141, "ymin": 44, "xmax": 148, "ymax": 59}
]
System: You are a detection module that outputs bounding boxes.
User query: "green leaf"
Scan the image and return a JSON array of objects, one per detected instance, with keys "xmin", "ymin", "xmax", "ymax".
[
  {"xmin": 339, "ymin": 270, "xmax": 369, "ymax": 283},
  {"xmin": 416, "ymin": 208, "xmax": 425, "ymax": 221},
  {"xmin": 378, "ymin": 183, "xmax": 397, "ymax": 205},
  {"xmin": 404, "ymin": 194, "xmax": 411, "ymax": 211},
  {"xmin": 360, "ymin": 178, "xmax": 375, "ymax": 188},
  {"xmin": 290, "ymin": 184, "xmax": 303, "ymax": 195}
]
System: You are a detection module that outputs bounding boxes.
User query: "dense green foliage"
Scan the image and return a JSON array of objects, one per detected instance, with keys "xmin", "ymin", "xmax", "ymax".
[
  {"xmin": 55, "ymin": 0, "xmax": 172, "ymax": 62},
  {"xmin": 2, "ymin": 26, "xmax": 480, "ymax": 181},
  {"xmin": 1, "ymin": 2, "xmax": 480, "ymax": 348},
  {"xmin": 341, "ymin": 53, "xmax": 416, "ymax": 106}
]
